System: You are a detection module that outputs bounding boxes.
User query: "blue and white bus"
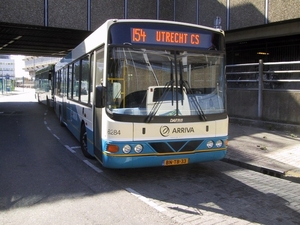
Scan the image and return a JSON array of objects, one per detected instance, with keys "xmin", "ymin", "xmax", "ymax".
[
  {"xmin": 35, "ymin": 64, "xmax": 54, "ymax": 107},
  {"xmin": 53, "ymin": 19, "xmax": 228, "ymax": 168}
]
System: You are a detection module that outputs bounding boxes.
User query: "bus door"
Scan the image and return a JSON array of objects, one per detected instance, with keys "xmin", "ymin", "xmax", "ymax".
[
  {"xmin": 61, "ymin": 67, "xmax": 68, "ymax": 123},
  {"xmin": 93, "ymin": 48, "xmax": 104, "ymax": 161},
  {"xmin": 66, "ymin": 64, "xmax": 74, "ymax": 125}
]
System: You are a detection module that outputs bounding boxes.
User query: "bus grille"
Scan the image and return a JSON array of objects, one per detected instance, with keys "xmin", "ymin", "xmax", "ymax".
[{"xmin": 149, "ymin": 140, "xmax": 203, "ymax": 153}]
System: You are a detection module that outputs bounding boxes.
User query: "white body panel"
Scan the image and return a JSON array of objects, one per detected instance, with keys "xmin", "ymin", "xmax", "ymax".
[{"xmin": 103, "ymin": 114, "xmax": 228, "ymax": 141}]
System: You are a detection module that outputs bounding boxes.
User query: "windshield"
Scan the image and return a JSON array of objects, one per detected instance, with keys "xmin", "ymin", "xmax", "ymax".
[{"xmin": 106, "ymin": 47, "xmax": 226, "ymax": 121}]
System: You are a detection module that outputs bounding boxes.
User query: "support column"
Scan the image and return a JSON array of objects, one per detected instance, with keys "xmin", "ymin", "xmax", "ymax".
[{"xmin": 258, "ymin": 59, "xmax": 264, "ymax": 119}]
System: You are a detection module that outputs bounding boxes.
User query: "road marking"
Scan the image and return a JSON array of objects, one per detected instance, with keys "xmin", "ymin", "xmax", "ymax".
[
  {"xmin": 65, "ymin": 145, "xmax": 76, "ymax": 153},
  {"xmin": 83, "ymin": 160, "xmax": 103, "ymax": 173},
  {"xmin": 53, "ymin": 134, "xmax": 60, "ymax": 140},
  {"xmin": 126, "ymin": 188, "xmax": 166, "ymax": 212},
  {"xmin": 42, "ymin": 110, "xmax": 103, "ymax": 175}
]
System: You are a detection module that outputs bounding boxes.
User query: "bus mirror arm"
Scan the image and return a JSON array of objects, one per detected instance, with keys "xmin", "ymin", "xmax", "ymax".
[{"xmin": 95, "ymin": 85, "xmax": 106, "ymax": 108}]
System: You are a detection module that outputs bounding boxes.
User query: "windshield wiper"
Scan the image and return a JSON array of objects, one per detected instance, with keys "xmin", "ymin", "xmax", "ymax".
[
  {"xmin": 145, "ymin": 61, "xmax": 174, "ymax": 123},
  {"xmin": 145, "ymin": 80, "xmax": 174, "ymax": 123},
  {"xmin": 142, "ymin": 49, "xmax": 159, "ymax": 85},
  {"xmin": 179, "ymin": 62, "xmax": 207, "ymax": 121}
]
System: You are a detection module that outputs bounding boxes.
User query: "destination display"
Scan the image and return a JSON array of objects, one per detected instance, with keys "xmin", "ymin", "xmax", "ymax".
[
  {"xmin": 131, "ymin": 28, "xmax": 212, "ymax": 48},
  {"xmin": 109, "ymin": 22, "xmax": 223, "ymax": 50}
]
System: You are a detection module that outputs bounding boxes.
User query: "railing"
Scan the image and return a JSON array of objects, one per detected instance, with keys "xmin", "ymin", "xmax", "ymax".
[
  {"xmin": 226, "ymin": 60, "xmax": 300, "ymax": 90},
  {"xmin": 226, "ymin": 60, "xmax": 300, "ymax": 119}
]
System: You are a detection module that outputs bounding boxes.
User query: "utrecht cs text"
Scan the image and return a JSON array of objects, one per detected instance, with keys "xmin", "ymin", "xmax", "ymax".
[{"xmin": 132, "ymin": 28, "xmax": 201, "ymax": 45}]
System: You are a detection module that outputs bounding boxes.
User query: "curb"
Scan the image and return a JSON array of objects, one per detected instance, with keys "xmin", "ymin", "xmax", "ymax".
[
  {"xmin": 229, "ymin": 117, "xmax": 300, "ymax": 135},
  {"xmin": 221, "ymin": 158, "xmax": 300, "ymax": 184},
  {"xmin": 222, "ymin": 158, "xmax": 285, "ymax": 178},
  {"xmin": 284, "ymin": 169, "xmax": 300, "ymax": 183}
]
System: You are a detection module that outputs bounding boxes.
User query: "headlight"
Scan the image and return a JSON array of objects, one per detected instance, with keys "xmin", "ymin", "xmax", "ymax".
[
  {"xmin": 216, "ymin": 140, "xmax": 223, "ymax": 148},
  {"xmin": 122, "ymin": 145, "xmax": 131, "ymax": 154},
  {"xmin": 207, "ymin": 140, "xmax": 214, "ymax": 149},
  {"xmin": 134, "ymin": 144, "xmax": 143, "ymax": 153}
]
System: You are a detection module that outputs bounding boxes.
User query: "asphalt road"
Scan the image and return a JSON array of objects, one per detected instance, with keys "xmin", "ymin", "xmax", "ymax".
[
  {"xmin": 0, "ymin": 90, "xmax": 179, "ymax": 225},
  {"xmin": 1, "ymin": 89, "xmax": 300, "ymax": 225}
]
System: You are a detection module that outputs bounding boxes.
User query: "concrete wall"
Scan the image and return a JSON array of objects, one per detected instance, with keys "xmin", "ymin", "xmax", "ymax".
[
  {"xmin": 269, "ymin": 0, "xmax": 300, "ymax": 22},
  {"xmin": 175, "ymin": 0, "xmax": 198, "ymax": 24},
  {"xmin": 48, "ymin": 0, "xmax": 87, "ymax": 30},
  {"xmin": 228, "ymin": 89, "xmax": 300, "ymax": 125},
  {"xmin": 230, "ymin": 0, "xmax": 265, "ymax": 29},
  {"xmin": 263, "ymin": 91, "xmax": 300, "ymax": 124},
  {"xmin": 0, "ymin": 0, "xmax": 300, "ymax": 31},
  {"xmin": 199, "ymin": 0, "xmax": 227, "ymax": 29},
  {"xmin": 0, "ymin": 0, "xmax": 44, "ymax": 26},
  {"xmin": 128, "ymin": 0, "xmax": 157, "ymax": 19},
  {"xmin": 159, "ymin": 0, "xmax": 174, "ymax": 21},
  {"xmin": 227, "ymin": 89, "xmax": 258, "ymax": 119},
  {"xmin": 91, "ymin": 0, "xmax": 124, "ymax": 30}
]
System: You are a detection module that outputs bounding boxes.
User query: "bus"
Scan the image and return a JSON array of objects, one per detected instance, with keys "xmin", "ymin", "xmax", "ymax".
[
  {"xmin": 34, "ymin": 65, "xmax": 54, "ymax": 107},
  {"xmin": 52, "ymin": 19, "xmax": 228, "ymax": 168}
]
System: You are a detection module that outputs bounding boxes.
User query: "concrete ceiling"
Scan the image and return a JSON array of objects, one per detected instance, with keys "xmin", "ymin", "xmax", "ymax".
[
  {"xmin": 1, "ymin": 18, "xmax": 300, "ymax": 57},
  {"xmin": 0, "ymin": 22, "xmax": 91, "ymax": 57},
  {"xmin": 226, "ymin": 18, "xmax": 300, "ymax": 43}
]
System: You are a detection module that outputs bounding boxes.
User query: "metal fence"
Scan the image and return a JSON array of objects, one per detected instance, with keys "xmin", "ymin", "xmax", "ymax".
[
  {"xmin": 226, "ymin": 60, "xmax": 300, "ymax": 90},
  {"xmin": 226, "ymin": 60, "xmax": 300, "ymax": 120}
]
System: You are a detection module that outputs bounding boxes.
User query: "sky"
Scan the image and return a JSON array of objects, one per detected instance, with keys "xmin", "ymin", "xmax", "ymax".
[{"xmin": 11, "ymin": 55, "xmax": 30, "ymax": 78}]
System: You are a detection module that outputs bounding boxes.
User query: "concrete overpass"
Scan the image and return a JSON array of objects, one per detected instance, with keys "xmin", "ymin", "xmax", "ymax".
[
  {"xmin": 0, "ymin": 22, "xmax": 91, "ymax": 56},
  {"xmin": 0, "ymin": 0, "xmax": 172, "ymax": 57},
  {"xmin": 1, "ymin": 0, "xmax": 300, "ymax": 58}
]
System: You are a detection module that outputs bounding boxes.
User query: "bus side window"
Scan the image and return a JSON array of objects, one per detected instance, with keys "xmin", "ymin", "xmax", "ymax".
[
  {"xmin": 73, "ymin": 60, "xmax": 80, "ymax": 101},
  {"xmin": 67, "ymin": 64, "xmax": 73, "ymax": 99},
  {"xmin": 94, "ymin": 48, "xmax": 104, "ymax": 105},
  {"xmin": 80, "ymin": 56, "xmax": 90, "ymax": 104}
]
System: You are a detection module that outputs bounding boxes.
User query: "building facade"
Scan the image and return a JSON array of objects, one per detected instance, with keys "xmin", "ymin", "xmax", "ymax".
[
  {"xmin": 0, "ymin": 56, "xmax": 15, "ymax": 92},
  {"xmin": 24, "ymin": 56, "xmax": 61, "ymax": 77}
]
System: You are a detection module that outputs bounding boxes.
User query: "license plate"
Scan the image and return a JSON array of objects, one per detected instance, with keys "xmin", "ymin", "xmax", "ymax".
[{"xmin": 164, "ymin": 158, "xmax": 189, "ymax": 166}]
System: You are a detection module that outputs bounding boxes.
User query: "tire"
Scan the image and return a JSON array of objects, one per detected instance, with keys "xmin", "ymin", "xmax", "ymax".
[
  {"xmin": 46, "ymin": 96, "xmax": 50, "ymax": 108},
  {"xmin": 80, "ymin": 124, "xmax": 93, "ymax": 159},
  {"xmin": 59, "ymin": 112, "xmax": 65, "ymax": 127},
  {"xmin": 37, "ymin": 94, "xmax": 41, "ymax": 104}
]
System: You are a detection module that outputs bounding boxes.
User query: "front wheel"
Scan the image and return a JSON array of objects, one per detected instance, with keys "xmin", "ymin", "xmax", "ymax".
[
  {"xmin": 59, "ymin": 111, "xmax": 65, "ymax": 127},
  {"xmin": 37, "ymin": 94, "xmax": 41, "ymax": 104},
  {"xmin": 80, "ymin": 125, "xmax": 93, "ymax": 159}
]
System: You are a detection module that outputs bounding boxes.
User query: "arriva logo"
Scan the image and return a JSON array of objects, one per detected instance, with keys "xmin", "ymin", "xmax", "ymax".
[
  {"xmin": 160, "ymin": 126, "xmax": 170, "ymax": 137},
  {"xmin": 160, "ymin": 126, "xmax": 195, "ymax": 137},
  {"xmin": 172, "ymin": 127, "xmax": 194, "ymax": 133}
]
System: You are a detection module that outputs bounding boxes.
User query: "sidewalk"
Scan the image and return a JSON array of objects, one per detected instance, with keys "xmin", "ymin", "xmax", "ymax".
[
  {"xmin": 224, "ymin": 121, "xmax": 300, "ymax": 183},
  {"xmin": 0, "ymin": 87, "xmax": 35, "ymax": 99},
  {"xmin": 0, "ymin": 87, "xmax": 26, "ymax": 95}
]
